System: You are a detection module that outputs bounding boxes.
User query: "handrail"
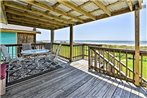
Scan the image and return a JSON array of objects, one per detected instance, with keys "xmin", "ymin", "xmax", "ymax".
[
  {"xmin": 0, "ymin": 43, "xmax": 48, "ymax": 59},
  {"xmin": 53, "ymin": 42, "xmax": 102, "ymax": 46},
  {"xmin": 1, "ymin": 43, "xmax": 46, "ymax": 46},
  {"xmin": 90, "ymin": 46, "xmax": 135, "ymax": 54},
  {"xmin": 90, "ymin": 46, "xmax": 147, "ymax": 55},
  {"xmin": 92, "ymin": 48, "xmax": 126, "ymax": 77},
  {"xmin": 106, "ymin": 51, "xmax": 133, "ymax": 73},
  {"xmin": 88, "ymin": 46, "xmax": 147, "ymax": 87}
]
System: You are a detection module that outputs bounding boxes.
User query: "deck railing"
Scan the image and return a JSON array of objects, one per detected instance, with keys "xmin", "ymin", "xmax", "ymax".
[
  {"xmin": 1, "ymin": 43, "xmax": 101, "ymax": 62},
  {"xmin": 53, "ymin": 43, "xmax": 85, "ymax": 61},
  {"xmin": 88, "ymin": 46, "xmax": 147, "ymax": 87},
  {"xmin": 1, "ymin": 43, "xmax": 146, "ymax": 87},
  {"xmin": 0, "ymin": 43, "xmax": 47, "ymax": 59},
  {"xmin": 52, "ymin": 43, "xmax": 102, "ymax": 61},
  {"xmin": 1, "ymin": 43, "xmax": 47, "ymax": 59}
]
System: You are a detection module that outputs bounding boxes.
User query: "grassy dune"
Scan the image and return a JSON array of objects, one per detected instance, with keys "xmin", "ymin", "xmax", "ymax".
[
  {"xmin": 102, "ymin": 44, "xmax": 147, "ymax": 50},
  {"xmin": 102, "ymin": 45, "xmax": 147, "ymax": 80}
]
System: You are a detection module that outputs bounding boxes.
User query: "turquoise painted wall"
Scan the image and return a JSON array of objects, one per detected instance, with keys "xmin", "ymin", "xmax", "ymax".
[
  {"xmin": 0, "ymin": 32, "xmax": 17, "ymax": 59},
  {"xmin": 0, "ymin": 32, "xmax": 16, "ymax": 44}
]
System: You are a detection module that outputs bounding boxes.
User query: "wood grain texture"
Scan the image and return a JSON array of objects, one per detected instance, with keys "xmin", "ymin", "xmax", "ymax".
[{"xmin": 2, "ymin": 60, "xmax": 147, "ymax": 98}]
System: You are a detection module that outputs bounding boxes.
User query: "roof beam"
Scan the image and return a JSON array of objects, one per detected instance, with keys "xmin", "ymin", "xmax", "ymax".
[
  {"xmin": 5, "ymin": 8, "xmax": 63, "ymax": 27},
  {"xmin": 8, "ymin": 19, "xmax": 52, "ymax": 29},
  {"xmin": 7, "ymin": 14, "xmax": 58, "ymax": 28},
  {"xmin": 0, "ymin": 1, "xmax": 8, "ymax": 24},
  {"xmin": 125, "ymin": 0, "xmax": 133, "ymax": 11},
  {"xmin": 66, "ymin": 1, "xmax": 91, "ymax": 15},
  {"xmin": 91, "ymin": 0, "xmax": 111, "ymax": 16},
  {"xmin": 56, "ymin": 7, "xmax": 134, "ymax": 30},
  {"xmin": 138, "ymin": 0, "xmax": 142, "ymax": 9},
  {"xmin": 9, "ymin": 20, "xmax": 51, "ymax": 30},
  {"xmin": 80, "ymin": 1, "xmax": 91, "ymax": 7},
  {"xmin": 3, "ymin": 1, "xmax": 73, "ymax": 25},
  {"xmin": 52, "ymin": 2, "xmax": 60, "ymax": 9},
  {"xmin": 58, "ymin": 0, "xmax": 96, "ymax": 20},
  {"xmin": 20, "ymin": 0, "xmax": 83, "ymax": 23}
]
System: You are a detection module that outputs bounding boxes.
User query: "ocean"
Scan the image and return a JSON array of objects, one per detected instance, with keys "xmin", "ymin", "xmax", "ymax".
[{"xmin": 62, "ymin": 40, "xmax": 147, "ymax": 46}]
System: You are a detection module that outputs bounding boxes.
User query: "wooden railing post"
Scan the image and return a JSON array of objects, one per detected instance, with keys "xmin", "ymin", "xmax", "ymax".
[
  {"xmin": 82, "ymin": 44, "xmax": 84, "ymax": 59},
  {"xmin": 88, "ymin": 47, "xmax": 91, "ymax": 70},
  {"xmin": 51, "ymin": 29, "xmax": 54, "ymax": 52},
  {"xmin": 69, "ymin": 25, "xmax": 73, "ymax": 62},
  {"xmin": 94, "ymin": 53, "xmax": 97, "ymax": 71},
  {"xmin": 134, "ymin": 7, "xmax": 140, "ymax": 86}
]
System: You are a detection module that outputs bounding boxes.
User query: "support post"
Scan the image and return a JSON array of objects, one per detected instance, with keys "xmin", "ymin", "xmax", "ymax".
[
  {"xmin": 51, "ymin": 29, "xmax": 54, "ymax": 51},
  {"xmin": 88, "ymin": 47, "xmax": 91, "ymax": 69},
  {"xmin": 82, "ymin": 44, "xmax": 84, "ymax": 59},
  {"xmin": 33, "ymin": 27, "xmax": 36, "ymax": 43},
  {"xmin": 69, "ymin": 25, "xmax": 73, "ymax": 62},
  {"xmin": 134, "ymin": 7, "xmax": 140, "ymax": 86}
]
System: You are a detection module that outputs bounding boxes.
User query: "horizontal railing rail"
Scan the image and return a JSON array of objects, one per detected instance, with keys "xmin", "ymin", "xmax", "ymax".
[
  {"xmin": 89, "ymin": 46, "xmax": 147, "ymax": 55},
  {"xmin": 52, "ymin": 43, "xmax": 102, "ymax": 61},
  {"xmin": 1, "ymin": 43, "xmax": 102, "ymax": 62},
  {"xmin": 1, "ymin": 43, "xmax": 47, "ymax": 59},
  {"xmin": 89, "ymin": 46, "xmax": 147, "ymax": 87}
]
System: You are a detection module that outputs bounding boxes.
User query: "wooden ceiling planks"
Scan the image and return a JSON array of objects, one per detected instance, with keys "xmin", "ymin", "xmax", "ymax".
[
  {"xmin": 20, "ymin": 0, "xmax": 84, "ymax": 23},
  {"xmin": 0, "ymin": 0, "xmax": 143, "ymax": 30},
  {"xmin": 4, "ymin": 1, "xmax": 73, "ymax": 24},
  {"xmin": 58, "ymin": 0, "xmax": 96, "ymax": 20},
  {"xmin": 125, "ymin": 0, "xmax": 133, "ymax": 11},
  {"xmin": 90, "ymin": 0, "xmax": 111, "ymax": 16},
  {"xmin": 138, "ymin": 0, "xmax": 143, "ymax": 9},
  {"xmin": 0, "ymin": 0, "xmax": 8, "ymax": 24},
  {"xmin": 5, "ymin": 8, "xmax": 64, "ymax": 27}
]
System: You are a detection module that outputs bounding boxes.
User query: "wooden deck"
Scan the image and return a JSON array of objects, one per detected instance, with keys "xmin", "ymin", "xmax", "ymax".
[{"xmin": 2, "ymin": 60, "xmax": 147, "ymax": 98}]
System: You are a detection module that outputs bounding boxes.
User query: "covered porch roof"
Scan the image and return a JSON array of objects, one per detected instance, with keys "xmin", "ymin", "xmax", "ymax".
[{"xmin": 0, "ymin": 0, "xmax": 143, "ymax": 30}]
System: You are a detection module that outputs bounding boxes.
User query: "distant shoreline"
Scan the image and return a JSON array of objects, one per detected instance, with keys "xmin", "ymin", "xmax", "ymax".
[
  {"xmin": 74, "ymin": 40, "xmax": 147, "ymax": 46},
  {"xmin": 37, "ymin": 40, "xmax": 147, "ymax": 46}
]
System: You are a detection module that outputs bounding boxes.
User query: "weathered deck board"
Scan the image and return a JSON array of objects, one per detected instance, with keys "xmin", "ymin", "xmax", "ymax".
[
  {"xmin": 19, "ymin": 68, "xmax": 84, "ymax": 98},
  {"xmin": 6, "ymin": 66, "xmax": 74, "ymax": 95},
  {"xmin": 111, "ymin": 79, "xmax": 125, "ymax": 98},
  {"xmin": 93, "ymin": 77, "xmax": 112, "ymax": 97},
  {"xmin": 55, "ymin": 77, "xmax": 95, "ymax": 98},
  {"xmin": 120, "ymin": 80, "xmax": 132, "ymax": 98},
  {"xmin": 37, "ymin": 73, "xmax": 92, "ymax": 98},
  {"xmin": 102, "ymin": 78, "xmax": 120, "ymax": 98},
  {"xmin": 2, "ymin": 60, "xmax": 147, "ymax": 98},
  {"xmin": 49, "ymin": 74, "xmax": 91, "ymax": 98},
  {"xmin": 138, "ymin": 87, "xmax": 147, "ymax": 98},
  {"xmin": 66, "ymin": 77, "xmax": 97, "ymax": 98},
  {"xmin": 84, "ymin": 77, "xmax": 106, "ymax": 98}
]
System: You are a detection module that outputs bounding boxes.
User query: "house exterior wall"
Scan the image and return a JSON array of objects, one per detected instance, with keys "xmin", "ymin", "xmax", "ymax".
[
  {"xmin": 0, "ymin": 32, "xmax": 16, "ymax": 44},
  {"xmin": 0, "ymin": 32, "xmax": 17, "ymax": 58},
  {"xmin": 0, "ymin": 30, "xmax": 37, "ymax": 59}
]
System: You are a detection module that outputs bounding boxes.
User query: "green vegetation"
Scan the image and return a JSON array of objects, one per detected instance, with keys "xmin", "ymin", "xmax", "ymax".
[
  {"xmin": 102, "ymin": 44, "xmax": 147, "ymax": 50},
  {"xmin": 101, "ymin": 45, "xmax": 147, "ymax": 80}
]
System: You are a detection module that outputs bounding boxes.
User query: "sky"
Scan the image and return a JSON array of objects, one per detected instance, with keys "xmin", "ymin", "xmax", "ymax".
[{"xmin": 37, "ymin": 2, "xmax": 147, "ymax": 41}]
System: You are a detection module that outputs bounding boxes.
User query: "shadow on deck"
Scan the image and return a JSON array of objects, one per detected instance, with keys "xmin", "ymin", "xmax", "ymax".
[{"xmin": 2, "ymin": 60, "xmax": 147, "ymax": 98}]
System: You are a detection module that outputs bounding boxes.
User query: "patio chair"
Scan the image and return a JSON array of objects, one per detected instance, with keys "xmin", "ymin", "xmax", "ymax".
[
  {"xmin": 0, "ymin": 45, "xmax": 25, "ymax": 81},
  {"xmin": 41, "ymin": 43, "xmax": 52, "ymax": 56},
  {"xmin": 44, "ymin": 43, "xmax": 62, "ymax": 69},
  {"xmin": 44, "ymin": 43, "xmax": 52, "ymax": 50},
  {"xmin": 22, "ymin": 43, "xmax": 32, "ymax": 51}
]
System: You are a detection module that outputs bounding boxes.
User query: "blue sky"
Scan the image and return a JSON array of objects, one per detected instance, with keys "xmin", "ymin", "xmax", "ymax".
[{"xmin": 37, "ymin": 3, "xmax": 147, "ymax": 41}]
